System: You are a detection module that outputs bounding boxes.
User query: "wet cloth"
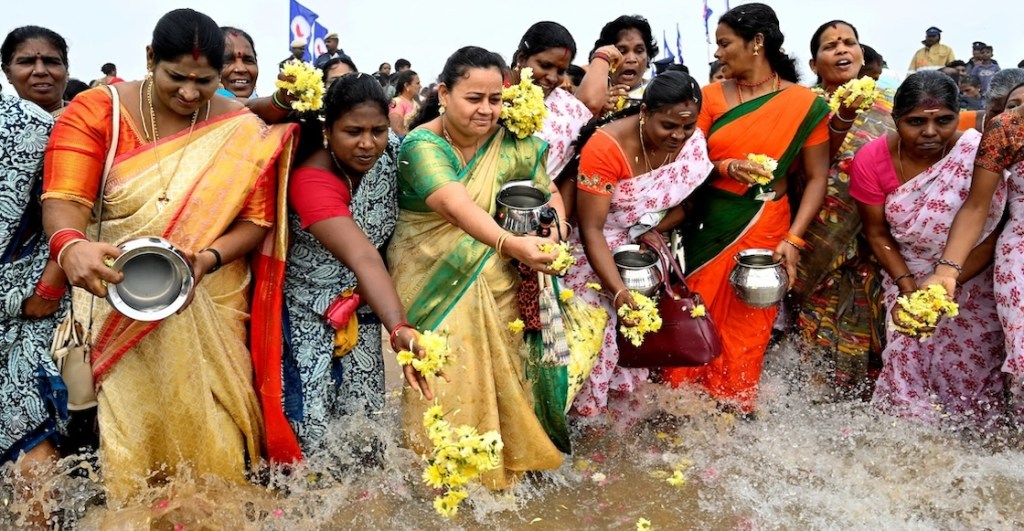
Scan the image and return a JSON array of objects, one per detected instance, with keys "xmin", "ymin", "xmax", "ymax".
[
  {"xmin": 850, "ymin": 130, "xmax": 1006, "ymax": 427},
  {"xmin": 388, "ymin": 127, "xmax": 563, "ymax": 489},
  {"xmin": 0, "ymin": 94, "xmax": 67, "ymax": 463},
  {"xmin": 44, "ymin": 87, "xmax": 297, "ymax": 503},
  {"xmin": 663, "ymin": 83, "xmax": 829, "ymax": 412},
  {"xmin": 271, "ymin": 136, "xmax": 399, "ymax": 455},
  {"xmin": 792, "ymin": 96, "xmax": 896, "ymax": 396},
  {"xmin": 562, "ymin": 128, "xmax": 712, "ymax": 416}
]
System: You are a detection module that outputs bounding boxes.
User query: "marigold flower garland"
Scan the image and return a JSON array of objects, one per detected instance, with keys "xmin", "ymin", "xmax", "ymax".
[
  {"xmin": 421, "ymin": 404, "xmax": 504, "ymax": 518},
  {"xmin": 828, "ymin": 76, "xmax": 883, "ymax": 115},
  {"xmin": 507, "ymin": 319, "xmax": 525, "ymax": 334},
  {"xmin": 689, "ymin": 303, "xmax": 707, "ymax": 318},
  {"xmin": 617, "ymin": 290, "xmax": 663, "ymax": 347},
  {"xmin": 395, "ymin": 330, "xmax": 452, "ymax": 377},
  {"xmin": 538, "ymin": 241, "xmax": 576, "ymax": 276},
  {"xmin": 746, "ymin": 154, "xmax": 778, "ymax": 185},
  {"xmin": 501, "ymin": 67, "xmax": 548, "ymax": 139},
  {"xmin": 275, "ymin": 61, "xmax": 325, "ymax": 112},
  {"xmin": 892, "ymin": 284, "xmax": 959, "ymax": 341}
]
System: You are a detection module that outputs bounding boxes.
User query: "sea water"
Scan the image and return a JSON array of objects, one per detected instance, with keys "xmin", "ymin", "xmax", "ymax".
[{"xmin": 4, "ymin": 338, "xmax": 1023, "ymax": 530}]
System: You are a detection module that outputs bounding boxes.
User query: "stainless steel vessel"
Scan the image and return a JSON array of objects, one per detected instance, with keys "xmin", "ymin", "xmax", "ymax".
[{"xmin": 728, "ymin": 248, "xmax": 788, "ymax": 308}]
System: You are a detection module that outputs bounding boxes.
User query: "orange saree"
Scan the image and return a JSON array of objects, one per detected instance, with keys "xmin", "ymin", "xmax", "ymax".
[
  {"xmin": 43, "ymin": 87, "xmax": 297, "ymax": 502},
  {"xmin": 664, "ymin": 83, "xmax": 829, "ymax": 411}
]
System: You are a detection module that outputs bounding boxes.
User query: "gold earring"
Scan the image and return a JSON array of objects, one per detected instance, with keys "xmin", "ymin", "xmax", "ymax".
[
  {"xmin": 439, "ymin": 104, "xmax": 446, "ymax": 115},
  {"xmin": 323, "ymin": 131, "xmax": 329, "ymax": 149},
  {"xmin": 753, "ymin": 44, "xmax": 760, "ymax": 57},
  {"xmin": 639, "ymin": 114, "xmax": 646, "ymax": 128}
]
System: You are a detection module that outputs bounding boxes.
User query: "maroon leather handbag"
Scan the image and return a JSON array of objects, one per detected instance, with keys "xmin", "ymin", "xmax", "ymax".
[{"xmin": 616, "ymin": 231, "xmax": 723, "ymax": 368}]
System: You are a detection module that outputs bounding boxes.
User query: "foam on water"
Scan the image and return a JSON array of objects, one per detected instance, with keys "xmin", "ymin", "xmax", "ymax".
[{"xmin": 4, "ymin": 339, "xmax": 1024, "ymax": 529}]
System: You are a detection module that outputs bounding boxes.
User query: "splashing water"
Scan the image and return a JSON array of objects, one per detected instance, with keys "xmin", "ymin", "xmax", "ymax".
[{"xmin": 4, "ymin": 339, "xmax": 1024, "ymax": 529}]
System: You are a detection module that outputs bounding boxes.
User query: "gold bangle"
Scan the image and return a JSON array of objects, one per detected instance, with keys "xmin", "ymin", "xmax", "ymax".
[
  {"xmin": 782, "ymin": 239, "xmax": 803, "ymax": 252},
  {"xmin": 612, "ymin": 288, "xmax": 628, "ymax": 305},
  {"xmin": 495, "ymin": 231, "xmax": 511, "ymax": 259},
  {"xmin": 56, "ymin": 238, "xmax": 88, "ymax": 270}
]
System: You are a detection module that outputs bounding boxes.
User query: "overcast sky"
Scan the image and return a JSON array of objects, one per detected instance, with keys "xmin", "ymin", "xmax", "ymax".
[{"xmin": 3, "ymin": 1, "xmax": 1020, "ymax": 97}]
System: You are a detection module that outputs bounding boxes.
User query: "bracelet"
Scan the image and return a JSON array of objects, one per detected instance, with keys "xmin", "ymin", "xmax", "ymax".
[
  {"xmin": 389, "ymin": 321, "xmax": 415, "ymax": 352},
  {"xmin": 612, "ymin": 288, "xmax": 628, "ymax": 306},
  {"xmin": 495, "ymin": 231, "xmax": 512, "ymax": 259},
  {"xmin": 201, "ymin": 248, "xmax": 223, "ymax": 273},
  {"xmin": 559, "ymin": 220, "xmax": 573, "ymax": 239},
  {"xmin": 271, "ymin": 90, "xmax": 291, "ymax": 111},
  {"xmin": 49, "ymin": 228, "xmax": 87, "ymax": 261},
  {"xmin": 934, "ymin": 258, "xmax": 963, "ymax": 276},
  {"xmin": 717, "ymin": 158, "xmax": 736, "ymax": 177},
  {"xmin": 892, "ymin": 272, "xmax": 914, "ymax": 283},
  {"xmin": 34, "ymin": 279, "xmax": 66, "ymax": 301},
  {"xmin": 592, "ymin": 51, "xmax": 612, "ymax": 65},
  {"xmin": 782, "ymin": 239, "xmax": 803, "ymax": 251},
  {"xmin": 784, "ymin": 233, "xmax": 807, "ymax": 248},
  {"xmin": 833, "ymin": 111, "xmax": 856, "ymax": 123},
  {"xmin": 828, "ymin": 120, "xmax": 852, "ymax": 135},
  {"xmin": 55, "ymin": 238, "xmax": 88, "ymax": 270}
]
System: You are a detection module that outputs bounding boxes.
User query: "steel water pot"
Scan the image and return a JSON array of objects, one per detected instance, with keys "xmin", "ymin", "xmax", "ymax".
[
  {"xmin": 728, "ymin": 248, "xmax": 788, "ymax": 308},
  {"xmin": 613, "ymin": 244, "xmax": 663, "ymax": 297}
]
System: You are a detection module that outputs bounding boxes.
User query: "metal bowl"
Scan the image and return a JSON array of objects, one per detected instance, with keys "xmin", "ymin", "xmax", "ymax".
[
  {"xmin": 613, "ymin": 244, "xmax": 663, "ymax": 297},
  {"xmin": 728, "ymin": 248, "xmax": 788, "ymax": 308},
  {"xmin": 495, "ymin": 181, "xmax": 551, "ymax": 235},
  {"xmin": 106, "ymin": 237, "xmax": 195, "ymax": 321}
]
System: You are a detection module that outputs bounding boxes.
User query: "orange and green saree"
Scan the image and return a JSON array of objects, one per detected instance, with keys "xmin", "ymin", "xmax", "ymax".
[
  {"xmin": 664, "ymin": 83, "xmax": 829, "ymax": 411},
  {"xmin": 43, "ymin": 87, "xmax": 297, "ymax": 503}
]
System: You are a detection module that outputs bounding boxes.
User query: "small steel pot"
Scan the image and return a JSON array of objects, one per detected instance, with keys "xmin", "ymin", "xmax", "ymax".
[
  {"xmin": 728, "ymin": 248, "xmax": 788, "ymax": 308},
  {"xmin": 106, "ymin": 237, "xmax": 196, "ymax": 322},
  {"xmin": 613, "ymin": 244, "xmax": 662, "ymax": 297},
  {"xmin": 495, "ymin": 181, "xmax": 551, "ymax": 235}
]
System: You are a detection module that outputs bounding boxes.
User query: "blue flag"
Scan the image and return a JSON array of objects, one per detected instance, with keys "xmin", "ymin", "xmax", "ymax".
[
  {"xmin": 290, "ymin": 0, "xmax": 319, "ymax": 61},
  {"xmin": 662, "ymin": 30, "xmax": 675, "ymax": 61},
  {"xmin": 676, "ymin": 23, "xmax": 684, "ymax": 64},
  {"xmin": 310, "ymin": 23, "xmax": 329, "ymax": 61},
  {"xmin": 703, "ymin": 0, "xmax": 714, "ymax": 44}
]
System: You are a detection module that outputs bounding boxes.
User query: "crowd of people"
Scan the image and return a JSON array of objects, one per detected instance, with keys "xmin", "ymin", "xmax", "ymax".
[{"xmin": 3, "ymin": 3, "xmax": 1024, "ymax": 526}]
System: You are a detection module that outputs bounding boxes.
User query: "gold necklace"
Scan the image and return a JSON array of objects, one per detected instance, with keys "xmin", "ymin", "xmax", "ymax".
[
  {"xmin": 637, "ymin": 116, "xmax": 675, "ymax": 173},
  {"xmin": 896, "ymin": 138, "xmax": 949, "ymax": 183},
  {"xmin": 328, "ymin": 149, "xmax": 356, "ymax": 192},
  {"xmin": 143, "ymin": 79, "xmax": 206, "ymax": 206},
  {"xmin": 441, "ymin": 117, "xmax": 474, "ymax": 165}
]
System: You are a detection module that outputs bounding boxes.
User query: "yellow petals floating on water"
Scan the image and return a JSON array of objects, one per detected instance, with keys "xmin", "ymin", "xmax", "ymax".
[
  {"xmin": 892, "ymin": 284, "xmax": 959, "ymax": 341},
  {"xmin": 501, "ymin": 67, "xmax": 547, "ymax": 139},
  {"xmin": 559, "ymin": 288, "xmax": 575, "ymax": 302},
  {"xmin": 618, "ymin": 291, "xmax": 662, "ymax": 347},
  {"xmin": 591, "ymin": 472, "xmax": 606, "ymax": 483},
  {"xmin": 828, "ymin": 75, "xmax": 883, "ymax": 115},
  {"xmin": 276, "ymin": 61, "xmax": 325, "ymax": 112},
  {"xmin": 421, "ymin": 405, "xmax": 503, "ymax": 518},
  {"xmin": 746, "ymin": 153, "xmax": 778, "ymax": 185},
  {"xmin": 395, "ymin": 330, "xmax": 452, "ymax": 377},
  {"xmin": 690, "ymin": 304, "xmax": 707, "ymax": 318},
  {"xmin": 507, "ymin": 319, "xmax": 525, "ymax": 334},
  {"xmin": 666, "ymin": 469, "xmax": 687, "ymax": 487},
  {"xmin": 637, "ymin": 517, "xmax": 652, "ymax": 530},
  {"xmin": 538, "ymin": 241, "xmax": 576, "ymax": 275}
]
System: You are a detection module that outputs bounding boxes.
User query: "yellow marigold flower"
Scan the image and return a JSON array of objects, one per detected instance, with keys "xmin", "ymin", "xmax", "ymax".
[
  {"xmin": 666, "ymin": 469, "xmax": 686, "ymax": 487},
  {"xmin": 746, "ymin": 154, "xmax": 778, "ymax": 185},
  {"xmin": 559, "ymin": 288, "xmax": 575, "ymax": 302},
  {"xmin": 828, "ymin": 75, "xmax": 883, "ymax": 115},
  {"xmin": 690, "ymin": 304, "xmax": 707, "ymax": 318},
  {"xmin": 395, "ymin": 350, "xmax": 416, "ymax": 366},
  {"xmin": 538, "ymin": 241, "xmax": 576, "ymax": 275},
  {"xmin": 275, "ymin": 61, "xmax": 325, "ymax": 112},
  {"xmin": 424, "ymin": 404, "xmax": 445, "ymax": 427},
  {"xmin": 507, "ymin": 319, "xmax": 525, "ymax": 334},
  {"xmin": 423, "ymin": 463, "xmax": 446, "ymax": 488},
  {"xmin": 586, "ymin": 282, "xmax": 603, "ymax": 291},
  {"xmin": 637, "ymin": 517, "xmax": 652, "ymax": 530},
  {"xmin": 618, "ymin": 291, "xmax": 663, "ymax": 347},
  {"xmin": 892, "ymin": 284, "xmax": 958, "ymax": 341},
  {"xmin": 397, "ymin": 329, "xmax": 452, "ymax": 376},
  {"xmin": 501, "ymin": 67, "xmax": 548, "ymax": 139}
]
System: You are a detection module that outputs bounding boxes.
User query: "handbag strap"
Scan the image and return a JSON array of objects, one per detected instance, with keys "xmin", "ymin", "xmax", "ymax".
[
  {"xmin": 78, "ymin": 85, "xmax": 121, "ymax": 337},
  {"xmin": 640, "ymin": 230, "xmax": 692, "ymax": 299}
]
